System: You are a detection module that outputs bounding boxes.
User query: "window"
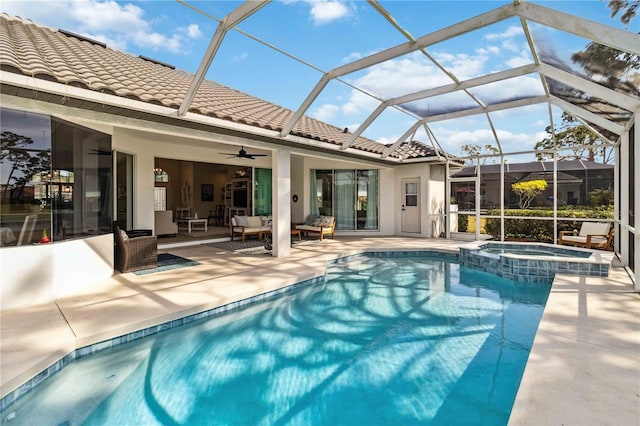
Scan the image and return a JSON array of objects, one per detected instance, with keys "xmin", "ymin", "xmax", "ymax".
[
  {"xmin": 310, "ymin": 169, "xmax": 379, "ymax": 231},
  {"xmin": 0, "ymin": 108, "xmax": 112, "ymax": 246}
]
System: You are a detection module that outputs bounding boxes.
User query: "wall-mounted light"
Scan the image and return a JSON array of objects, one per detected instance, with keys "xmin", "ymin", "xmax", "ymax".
[{"xmin": 154, "ymin": 158, "xmax": 163, "ymax": 175}]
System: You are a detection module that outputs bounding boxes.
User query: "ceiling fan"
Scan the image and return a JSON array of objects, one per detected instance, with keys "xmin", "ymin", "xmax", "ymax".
[{"xmin": 219, "ymin": 146, "xmax": 267, "ymax": 160}]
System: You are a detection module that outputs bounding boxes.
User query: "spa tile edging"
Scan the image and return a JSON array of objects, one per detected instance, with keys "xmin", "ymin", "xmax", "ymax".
[
  {"xmin": 459, "ymin": 243, "xmax": 612, "ymax": 284},
  {"xmin": 0, "ymin": 248, "xmax": 460, "ymax": 412}
]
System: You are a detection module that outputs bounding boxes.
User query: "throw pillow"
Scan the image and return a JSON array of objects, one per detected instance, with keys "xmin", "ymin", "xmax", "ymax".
[
  {"xmin": 305, "ymin": 214, "xmax": 320, "ymax": 225},
  {"xmin": 319, "ymin": 216, "xmax": 334, "ymax": 226},
  {"xmin": 261, "ymin": 215, "xmax": 272, "ymax": 227},
  {"xmin": 311, "ymin": 217, "xmax": 324, "ymax": 227},
  {"xmin": 119, "ymin": 229, "xmax": 129, "ymax": 241},
  {"xmin": 235, "ymin": 215, "xmax": 249, "ymax": 227}
]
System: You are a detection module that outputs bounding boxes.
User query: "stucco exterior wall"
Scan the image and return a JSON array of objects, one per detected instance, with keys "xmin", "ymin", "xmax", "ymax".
[
  {"xmin": 393, "ymin": 163, "xmax": 446, "ymax": 238},
  {"xmin": 0, "ymin": 234, "xmax": 113, "ymax": 310}
]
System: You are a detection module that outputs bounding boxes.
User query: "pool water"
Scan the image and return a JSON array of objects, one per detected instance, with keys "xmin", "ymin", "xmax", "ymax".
[{"xmin": 2, "ymin": 254, "xmax": 550, "ymax": 426}]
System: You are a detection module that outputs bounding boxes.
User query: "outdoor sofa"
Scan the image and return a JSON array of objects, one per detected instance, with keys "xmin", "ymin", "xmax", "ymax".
[
  {"xmin": 558, "ymin": 221, "xmax": 613, "ymax": 250},
  {"xmin": 230, "ymin": 215, "xmax": 271, "ymax": 242},
  {"xmin": 296, "ymin": 215, "xmax": 335, "ymax": 241}
]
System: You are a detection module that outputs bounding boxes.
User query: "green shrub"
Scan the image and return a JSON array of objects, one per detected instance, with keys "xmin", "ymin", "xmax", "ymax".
[
  {"xmin": 458, "ymin": 214, "xmax": 468, "ymax": 232},
  {"xmin": 484, "ymin": 207, "xmax": 613, "ymax": 242},
  {"xmin": 588, "ymin": 188, "xmax": 614, "ymax": 207}
]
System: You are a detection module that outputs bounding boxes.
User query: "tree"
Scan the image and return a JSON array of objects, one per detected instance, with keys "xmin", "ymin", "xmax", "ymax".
[
  {"xmin": 570, "ymin": 1, "xmax": 639, "ymax": 97},
  {"xmin": 607, "ymin": 0, "xmax": 638, "ymax": 26},
  {"xmin": 460, "ymin": 144, "xmax": 499, "ymax": 165},
  {"xmin": 1, "ymin": 131, "xmax": 50, "ymax": 203},
  {"xmin": 534, "ymin": 112, "xmax": 614, "ymax": 163},
  {"xmin": 512, "ymin": 179, "xmax": 548, "ymax": 209}
]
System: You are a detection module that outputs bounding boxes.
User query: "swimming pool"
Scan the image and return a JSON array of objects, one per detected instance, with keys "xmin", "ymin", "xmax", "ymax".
[{"xmin": 1, "ymin": 253, "xmax": 549, "ymax": 425}]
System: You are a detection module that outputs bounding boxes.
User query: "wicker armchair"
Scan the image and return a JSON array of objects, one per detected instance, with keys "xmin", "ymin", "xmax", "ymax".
[{"xmin": 113, "ymin": 225, "xmax": 158, "ymax": 273}]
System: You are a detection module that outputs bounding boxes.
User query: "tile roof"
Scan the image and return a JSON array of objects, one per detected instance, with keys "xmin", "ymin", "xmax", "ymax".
[{"xmin": 0, "ymin": 14, "xmax": 442, "ymax": 162}]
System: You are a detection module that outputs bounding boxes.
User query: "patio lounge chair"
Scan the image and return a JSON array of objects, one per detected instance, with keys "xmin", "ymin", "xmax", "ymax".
[
  {"xmin": 558, "ymin": 222, "xmax": 613, "ymax": 250},
  {"xmin": 114, "ymin": 224, "xmax": 158, "ymax": 272}
]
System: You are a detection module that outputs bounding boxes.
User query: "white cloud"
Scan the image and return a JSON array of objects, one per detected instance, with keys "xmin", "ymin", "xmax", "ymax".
[
  {"xmin": 505, "ymin": 50, "xmax": 533, "ymax": 68},
  {"xmin": 501, "ymin": 39, "xmax": 519, "ymax": 53},
  {"xmin": 477, "ymin": 46, "xmax": 500, "ymax": 55},
  {"xmin": 430, "ymin": 125, "xmax": 543, "ymax": 155},
  {"xmin": 185, "ymin": 24, "xmax": 203, "ymax": 39},
  {"xmin": 342, "ymin": 52, "xmax": 363, "ymax": 63},
  {"xmin": 485, "ymin": 25, "xmax": 524, "ymax": 41},
  {"xmin": 311, "ymin": 103, "xmax": 340, "ymax": 121},
  {"xmin": 375, "ymin": 136, "xmax": 397, "ymax": 145},
  {"xmin": 1, "ymin": 0, "xmax": 200, "ymax": 53},
  {"xmin": 232, "ymin": 52, "xmax": 249, "ymax": 62},
  {"xmin": 305, "ymin": 0, "xmax": 350, "ymax": 25}
]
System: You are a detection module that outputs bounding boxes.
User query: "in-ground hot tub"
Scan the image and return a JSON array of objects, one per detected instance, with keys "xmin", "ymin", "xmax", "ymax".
[{"xmin": 459, "ymin": 242, "xmax": 615, "ymax": 284}]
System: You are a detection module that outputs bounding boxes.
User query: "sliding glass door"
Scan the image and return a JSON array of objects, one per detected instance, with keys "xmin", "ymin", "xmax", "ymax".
[{"xmin": 310, "ymin": 169, "xmax": 378, "ymax": 231}]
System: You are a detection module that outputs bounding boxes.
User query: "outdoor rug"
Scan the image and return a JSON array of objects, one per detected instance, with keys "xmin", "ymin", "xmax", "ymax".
[
  {"xmin": 134, "ymin": 253, "xmax": 201, "ymax": 275},
  {"xmin": 203, "ymin": 238, "xmax": 318, "ymax": 255}
]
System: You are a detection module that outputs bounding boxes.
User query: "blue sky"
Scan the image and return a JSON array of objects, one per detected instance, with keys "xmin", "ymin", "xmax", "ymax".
[{"xmin": 1, "ymin": 0, "xmax": 636, "ymax": 160}]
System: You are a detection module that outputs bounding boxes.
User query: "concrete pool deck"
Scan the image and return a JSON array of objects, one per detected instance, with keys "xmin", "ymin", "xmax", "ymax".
[{"xmin": 1, "ymin": 237, "xmax": 638, "ymax": 424}]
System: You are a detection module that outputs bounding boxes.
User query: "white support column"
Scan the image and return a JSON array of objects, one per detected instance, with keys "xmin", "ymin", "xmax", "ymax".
[
  {"xmin": 633, "ymin": 114, "xmax": 639, "ymax": 290},
  {"xmin": 272, "ymin": 149, "xmax": 291, "ymax": 258},
  {"xmin": 475, "ymin": 157, "xmax": 481, "ymax": 241},
  {"xmin": 553, "ymin": 154, "xmax": 558, "ymax": 244},
  {"xmin": 620, "ymin": 130, "xmax": 629, "ymax": 266},
  {"xmin": 500, "ymin": 157, "xmax": 505, "ymax": 241},
  {"xmin": 445, "ymin": 162, "xmax": 451, "ymax": 239}
]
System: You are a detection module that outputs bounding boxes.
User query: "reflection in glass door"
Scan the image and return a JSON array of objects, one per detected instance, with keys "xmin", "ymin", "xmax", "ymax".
[{"xmin": 115, "ymin": 152, "xmax": 133, "ymax": 230}]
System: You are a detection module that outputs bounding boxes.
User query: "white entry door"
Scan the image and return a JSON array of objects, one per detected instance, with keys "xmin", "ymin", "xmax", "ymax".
[{"xmin": 401, "ymin": 178, "xmax": 420, "ymax": 233}]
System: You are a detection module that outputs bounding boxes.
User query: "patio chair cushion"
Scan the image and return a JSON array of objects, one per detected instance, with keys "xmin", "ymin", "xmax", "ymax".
[
  {"xmin": 304, "ymin": 214, "xmax": 320, "ymax": 226},
  {"xmin": 235, "ymin": 215, "xmax": 250, "ymax": 227},
  {"xmin": 247, "ymin": 216, "xmax": 263, "ymax": 227},
  {"xmin": 579, "ymin": 222, "xmax": 610, "ymax": 237}
]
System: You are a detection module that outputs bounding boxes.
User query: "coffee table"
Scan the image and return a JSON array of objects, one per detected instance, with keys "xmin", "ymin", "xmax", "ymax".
[{"xmin": 177, "ymin": 217, "xmax": 208, "ymax": 233}]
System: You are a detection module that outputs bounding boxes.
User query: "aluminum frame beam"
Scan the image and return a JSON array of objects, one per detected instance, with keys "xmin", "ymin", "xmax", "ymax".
[
  {"xmin": 279, "ymin": 3, "xmax": 517, "ymax": 138},
  {"xmin": 178, "ymin": 1, "xmax": 269, "ymax": 116},
  {"xmin": 342, "ymin": 64, "xmax": 538, "ymax": 151},
  {"xmin": 538, "ymin": 63, "xmax": 640, "ymax": 112},
  {"xmin": 550, "ymin": 96, "xmax": 625, "ymax": 134},
  {"xmin": 517, "ymin": 1, "xmax": 640, "ymax": 55},
  {"xmin": 423, "ymin": 95, "xmax": 548, "ymax": 123}
]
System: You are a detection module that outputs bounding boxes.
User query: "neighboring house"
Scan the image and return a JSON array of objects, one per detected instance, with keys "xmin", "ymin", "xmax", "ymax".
[
  {"xmin": 451, "ymin": 160, "xmax": 614, "ymax": 209},
  {"xmin": 0, "ymin": 15, "xmax": 452, "ymax": 309}
]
